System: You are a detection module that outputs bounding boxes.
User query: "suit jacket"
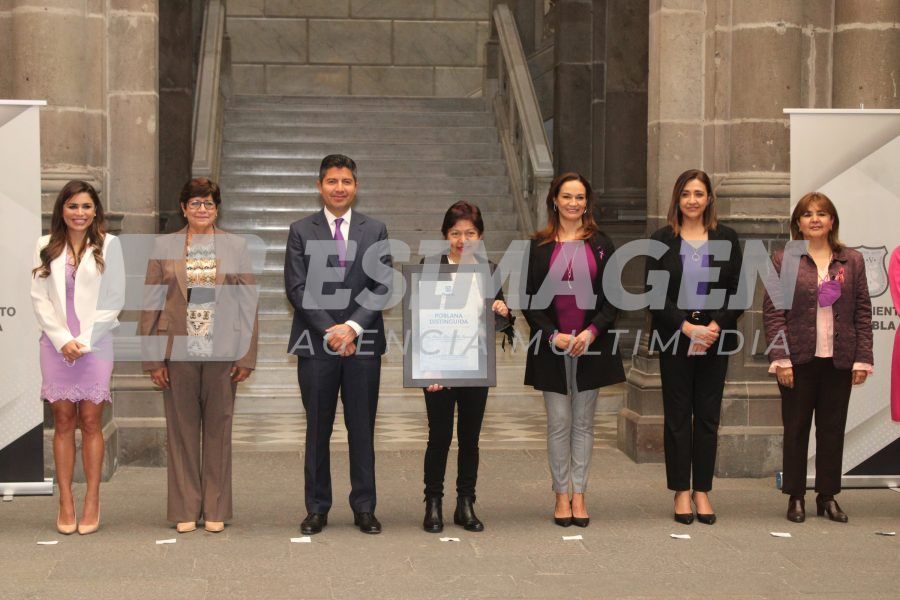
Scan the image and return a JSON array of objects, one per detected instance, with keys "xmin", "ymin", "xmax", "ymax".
[
  {"xmin": 762, "ymin": 246, "xmax": 873, "ymax": 369},
  {"xmin": 522, "ymin": 233, "xmax": 626, "ymax": 394},
  {"xmin": 140, "ymin": 227, "xmax": 259, "ymax": 371},
  {"xmin": 646, "ymin": 224, "xmax": 744, "ymax": 352},
  {"xmin": 284, "ymin": 209, "xmax": 392, "ymax": 358},
  {"xmin": 31, "ymin": 233, "xmax": 125, "ymax": 352}
]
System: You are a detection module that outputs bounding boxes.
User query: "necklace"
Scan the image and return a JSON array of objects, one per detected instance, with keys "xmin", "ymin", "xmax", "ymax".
[{"xmin": 559, "ymin": 241, "xmax": 576, "ymax": 290}]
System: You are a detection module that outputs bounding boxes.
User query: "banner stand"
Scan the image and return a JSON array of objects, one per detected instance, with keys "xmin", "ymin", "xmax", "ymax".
[
  {"xmin": 0, "ymin": 99, "xmax": 52, "ymax": 497},
  {"xmin": 785, "ymin": 108, "xmax": 900, "ymax": 490}
]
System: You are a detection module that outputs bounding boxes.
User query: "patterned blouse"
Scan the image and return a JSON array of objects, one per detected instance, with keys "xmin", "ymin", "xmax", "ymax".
[{"xmin": 186, "ymin": 237, "xmax": 216, "ymax": 357}]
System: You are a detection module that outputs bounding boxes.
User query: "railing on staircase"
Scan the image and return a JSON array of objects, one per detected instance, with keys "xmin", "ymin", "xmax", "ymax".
[
  {"xmin": 192, "ymin": 0, "xmax": 232, "ymax": 180},
  {"xmin": 487, "ymin": 4, "xmax": 554, "ymax": 235}
]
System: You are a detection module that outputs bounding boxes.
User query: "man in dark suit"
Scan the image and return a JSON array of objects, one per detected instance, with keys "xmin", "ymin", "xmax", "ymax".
[{"xmin": 284, "ymin": 154, "xmax": 392, "ymax": 534}]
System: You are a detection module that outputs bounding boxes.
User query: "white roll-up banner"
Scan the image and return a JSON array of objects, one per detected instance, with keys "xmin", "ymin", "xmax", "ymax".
[
  {"xmin": 786, "ymin": 108, "xmax": 900, "ymax": 486},
  {"xmin": 0, "ymin": 100, "xmax": 49, "ymax": 494}
]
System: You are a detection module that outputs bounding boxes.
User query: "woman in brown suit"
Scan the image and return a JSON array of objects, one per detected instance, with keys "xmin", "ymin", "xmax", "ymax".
[
  {"xmin": 763, "ymin": 192, "xmax": 873, "ymax": 523},
  {"xmin": 141, "ymin": 177, "xmax": 259, "ymax": 533}
]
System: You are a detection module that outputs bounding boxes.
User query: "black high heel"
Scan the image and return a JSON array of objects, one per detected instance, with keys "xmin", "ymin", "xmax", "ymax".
[
  {"xmin": 691, "ymin": 492, "xmax": 716, "ymax": 525},
  {"xmin": 816, "ymin": 494, "xmax": 848, "ymax": 523},
  {"xmin": 673, "ymin": 492, "xmax": 694, "ymax": 525}
]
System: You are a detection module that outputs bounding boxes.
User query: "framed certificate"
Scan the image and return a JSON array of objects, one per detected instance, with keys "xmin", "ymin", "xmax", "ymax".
[{"xmin": 402, "ymin": 264, "xmax": 497, "ymax": 388}]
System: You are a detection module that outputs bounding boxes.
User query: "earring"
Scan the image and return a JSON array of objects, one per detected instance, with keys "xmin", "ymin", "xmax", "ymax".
[{"xmin": 553, "ymin": 204, "xmax": 558, "ymax": 213}]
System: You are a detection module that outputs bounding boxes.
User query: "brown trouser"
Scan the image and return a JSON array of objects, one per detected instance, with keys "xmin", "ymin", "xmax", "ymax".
[
  {"xmin": 779, "ymin": 357, "xmax": 853, "ymax": 497},
  {"xmin": 163, "ymin": 361, "xmax": 236, "ymax": 522}
]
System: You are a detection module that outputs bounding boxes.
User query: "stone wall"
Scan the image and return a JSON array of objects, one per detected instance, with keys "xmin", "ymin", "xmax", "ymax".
[
  {"xmin": 3, "ymin": 0, "xmax": 161, "ymax": 479},
  {"xmin": 621, "ymin": 0, "xmax": 900, "ymax": 477},
  {"xmin": 227, "ymin": 0, "xmax": 491, "ymax": 96}
]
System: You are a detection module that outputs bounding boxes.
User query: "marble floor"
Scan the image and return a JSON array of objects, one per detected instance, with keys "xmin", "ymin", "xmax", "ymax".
[{"xmin": 232, "ymin": 412, "xmax": 619, "ymax": 451}]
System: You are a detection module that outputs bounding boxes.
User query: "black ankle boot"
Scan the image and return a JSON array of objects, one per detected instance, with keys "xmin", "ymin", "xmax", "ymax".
[
  {"xmin": 453, "ymin": 496, "xmax": 484, "ymax": 532},
  {"xmin": 423, "ymin": 496, "xmax": 443, "ymax": 533}
]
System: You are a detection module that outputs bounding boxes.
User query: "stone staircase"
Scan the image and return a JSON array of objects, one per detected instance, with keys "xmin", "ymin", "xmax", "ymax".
[{"xmin": 216, "ymin": 94, "xmax": 624, "ymax": 414}]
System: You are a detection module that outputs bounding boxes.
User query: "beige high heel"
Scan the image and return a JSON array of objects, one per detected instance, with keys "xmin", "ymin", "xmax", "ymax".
[
  {"xmin": 56, "ymin": 504, "xmax": 77, "ymax": 535},
  {"xmin": 204, "ymin": 520, "xmax": 225, "ymax": 533},
  {"xmin": 77, "ymin": 509, "xmax": 100, "ymax": 535},
  {"xmin": 176, "ymin": 521, "xmax": 197, "ymax": 533}
]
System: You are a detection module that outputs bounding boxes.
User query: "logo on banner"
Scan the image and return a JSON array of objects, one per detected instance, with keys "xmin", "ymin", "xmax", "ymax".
[{"xmin": 853, "ymin": 246, "xmax": 889, "ymax": 298}]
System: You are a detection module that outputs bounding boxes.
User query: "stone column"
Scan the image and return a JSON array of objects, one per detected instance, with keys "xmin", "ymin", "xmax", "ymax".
[
  {"xmin": 106, "ymin": 1, "xmax": 162, "ymax": 467},
  {"xmin": 106, "ymin": 0, "xmax": 159, "ymax": 235},
  {"xmin": 10, "ymin": 0, "xmax": 105, "ymax": 214},
  {"xmin": 552, "ymin": 0, "xmax": 597, "ymax": 177},
  {"xmin": 620, "ymin": 0, "xmax": 709, "ymax": 464},
  {"xmin": 832, "ymin": 0, "xmax": 900, "ymax": 109},
  {"xmin": 622, "ymin": 0, "xmax": 836, "ymax": 476},
  {"xmin": 159, "ymin": 0, "xmax": 195, "ymax": 231}
]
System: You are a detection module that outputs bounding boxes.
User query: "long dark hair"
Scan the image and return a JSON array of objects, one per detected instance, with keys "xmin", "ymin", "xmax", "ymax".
[
  {"xmin": 666, "ymin": 169, "xmax": 718, "ymax": 236},
  {"xmin": 533, "ymin": 172, "xmax": 600, "ymax": 245},
  {"xmin": 790, "ymin": 191, "xmax": 843, "ymax": 251},
  {"xmin": 32, "ymin": 180, "xmax": 106, "ymax": 278}
]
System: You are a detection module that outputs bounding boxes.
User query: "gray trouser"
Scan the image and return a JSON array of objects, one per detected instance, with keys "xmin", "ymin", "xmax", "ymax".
[{"xmin": 542, "ymin": 355, "xmax": 599, "ymax": 494}]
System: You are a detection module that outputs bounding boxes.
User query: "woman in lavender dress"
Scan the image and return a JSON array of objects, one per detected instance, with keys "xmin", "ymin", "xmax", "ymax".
[{"xmin": 30, "ymin": 180, "xmax": 124, "ymax": 535}]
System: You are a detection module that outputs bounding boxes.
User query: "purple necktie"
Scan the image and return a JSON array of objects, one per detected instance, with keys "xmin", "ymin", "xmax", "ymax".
[{"xmin": 333, "ymin": 217, "xmax": 346, "ymax": 267}]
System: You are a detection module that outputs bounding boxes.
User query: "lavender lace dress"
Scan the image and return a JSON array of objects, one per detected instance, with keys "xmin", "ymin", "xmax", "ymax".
[{"xmin": 39, "ymin": 254, "xmax": 113, "ymax": 404}]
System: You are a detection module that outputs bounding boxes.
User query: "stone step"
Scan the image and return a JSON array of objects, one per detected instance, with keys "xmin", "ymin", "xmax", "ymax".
[
  {"xmin": 220, "ymin": 157, "xmax": 507, "ymax": 177},
  {"xmin": 229, "ymin": 95, "xmax": 487, "ymax": 112},
  {"xmin": 219, "ymin": 174, "xmax": 509, "ymax": 195},
  {"xmin": 261, "ymin": 248, "xmax": 514, "ymax": 269},
  {"xmin": 234, "ymin": 227, "xmax": 519, "ymax": 249},
  {"xmin": 223, "ymin": 141, "xmax": 502, "ymax": 160},
  {"xmin": 217, "ymin": 209, "xmax": 512, "ymax": 233},
  {"xmin": 252, "ymin": 237, "xmax": 521, "ymax": 273},
  {"xmin": 224, "ymin": 124, "xmax": 498, "ymax": 144},
  {"xmin": 216, "ymin": 192, "xmax": 513, "ymax": 212},
  {"xmin": 226, "ymin": 109, "xmax": 494, "ymax": 128}
]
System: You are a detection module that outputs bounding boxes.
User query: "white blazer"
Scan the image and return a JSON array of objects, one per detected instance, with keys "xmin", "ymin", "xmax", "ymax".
[{"xmin": 30, "ymin": 233, "xmax": 125, "ymax": 353}]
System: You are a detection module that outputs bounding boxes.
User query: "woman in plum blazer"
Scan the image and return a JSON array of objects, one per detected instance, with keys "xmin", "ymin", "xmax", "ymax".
[{"xmin": 763, "ymin": 192, "xmax": 873, "ymax": 523}]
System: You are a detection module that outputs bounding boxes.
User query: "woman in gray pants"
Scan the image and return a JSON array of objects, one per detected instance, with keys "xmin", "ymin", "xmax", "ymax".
[{"xmin": 523, "ymin": 172, "xmax": 625, "ymax": 527}]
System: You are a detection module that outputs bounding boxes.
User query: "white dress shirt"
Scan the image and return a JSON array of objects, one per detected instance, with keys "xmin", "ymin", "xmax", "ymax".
[{"xmin": 322, "ymin": 207, "xmax": 362, "ymax": 337}]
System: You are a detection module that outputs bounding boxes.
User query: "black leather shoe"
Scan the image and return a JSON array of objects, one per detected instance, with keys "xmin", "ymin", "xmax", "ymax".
[
  {"xmin": 571, "ymin": 516, "xmax": 590, "ymax": 528},
  {"xmin": 423, "ymin": 496, "xmax": 443, "ymax": 533},
  {"xmin": 453, "ymin": 496, "xmax": 484, "ymax": 532},
  {"xmin": 786, "ymin": 495, "xmax": 805, "ymax": 523},
  {"xmin": 816, "ymin": 494, "xmax": 848, "ymax": 523},
  {"xmin": 554, "ymin": 516, "xmax": 573, "ymax": 527},
  {"xmin": 353, "ymin": 512, "xmax": 382, "ymax": 534},
  {"xmin": 300, "ymin": 512, "xmax": 327, "ymax": 535}
]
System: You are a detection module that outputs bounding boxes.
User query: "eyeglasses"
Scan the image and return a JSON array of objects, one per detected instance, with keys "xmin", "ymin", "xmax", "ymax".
[{"xmin": 187, "ymin": 200, "xmax": 217, "ymax": 210}]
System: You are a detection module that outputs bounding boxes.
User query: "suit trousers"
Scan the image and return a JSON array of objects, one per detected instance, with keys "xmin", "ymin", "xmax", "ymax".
[
  {"xmin": 779, "ymin": 357, "xmax": 852, "ymax": 496},
  {"xmin": 298, "ymin": 355, "xmax": 381, "ymax": 514},
  {"xmin": 162, "ymin": 360, "xmax": 236, "ymax": 522},
  {"xmin": 658, "ymin": 341, "xmax": 729, "ymax": 492},
  {"xmin": 423, "ymin": 386, "xmax": 488, "ymax": 499},
  {"xmin": 542, "ymin": 355, "xmax": 599, "ymax": 494}
]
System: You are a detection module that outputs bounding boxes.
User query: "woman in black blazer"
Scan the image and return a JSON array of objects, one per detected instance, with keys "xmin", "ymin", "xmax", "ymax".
[
  {"xmin": 420, "ymin": 201, "xmax": 515, "ymax": 533},
  {"xmin": 646, "ymin": 169, "xmax": 743, "ymax": 525},
  {"xmin": 523, "ymin": 172, "xmax": 626, "ymax": 527}
]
